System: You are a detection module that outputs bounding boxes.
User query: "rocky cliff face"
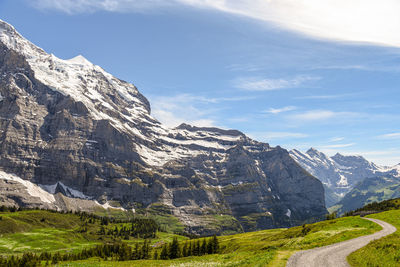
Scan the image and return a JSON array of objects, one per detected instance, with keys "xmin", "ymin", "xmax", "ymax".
[
  {"xmin": 0, "ymin": 19, "xmax": 327, "ymax": 234},
  {"xmin": 290, "ymin": 148, "xmax": 399, "ymax": 207}
]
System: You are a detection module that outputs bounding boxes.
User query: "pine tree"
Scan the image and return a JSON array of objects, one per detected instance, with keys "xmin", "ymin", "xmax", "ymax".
[
  {"xmin": 190, "ymin": 241, "xmax": 195, "ymax": 256},
  {"xmin": 211, "ymin": 235, "xmax": 219, "ymax": 253},
  {"xmin": 169, "ymin": 237, "xmax": 180, "ymax": 259},
  {"xmin": 207, "ymin": 238, "xmax": 213, "ymax": 254},
  {"xmin": 160, "ymin": 244, "xmax": 169, "ymax": 260},
  {"xmin": 182, "ymin": 241, "xmax": 188, "ymax": 257},
  {"xmin": 201, "ymin": 238, "xmax": 207, "ymax": 255},
  {"xmin": 195, "ymin": 240, "xmax": 200, "ymax": 256}
]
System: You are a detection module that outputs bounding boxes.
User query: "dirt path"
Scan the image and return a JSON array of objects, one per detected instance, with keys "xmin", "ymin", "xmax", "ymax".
[{"xmin": 286, "ymin": 218, "xmax": 396, "ymax": 267}]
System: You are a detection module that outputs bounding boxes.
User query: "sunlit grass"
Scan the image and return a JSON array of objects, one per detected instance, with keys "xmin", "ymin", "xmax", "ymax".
[
  {"xmin": 348, "ymin": 209, "xmax": 400, "ymax": 267},
  {"xmin": 60, "ymin": 216, "xmax": 379, "ymax": 267}
]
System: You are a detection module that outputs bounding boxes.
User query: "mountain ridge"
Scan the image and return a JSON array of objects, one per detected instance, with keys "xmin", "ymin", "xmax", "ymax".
[
  {"xmin": 0, "ymin": 19, "xmax": 327, "ymax": 234},
  {"xmin": 290, "ymin": 148, "xmax": 399, "ymax": 207}
]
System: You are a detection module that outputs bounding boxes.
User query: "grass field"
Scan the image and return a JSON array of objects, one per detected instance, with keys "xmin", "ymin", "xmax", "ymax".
[
  {"xmin": 0, "ymin": 209, "xmax": 385, "ymax": 266},
  {"xmin": 54, "ymin": 216, "xmax": 380, "ymax": 267},
  {"xmin": 348, "ymin": 209, "xmax": 400, "ymax": 267},
  {"xmin": 0, "ymin": 210, "xmax": 187, "ymax": 256}
]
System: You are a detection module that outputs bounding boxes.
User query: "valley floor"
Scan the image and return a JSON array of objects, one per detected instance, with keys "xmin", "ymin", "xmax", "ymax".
[
  {"xmin": 3, "ymin": 209, "xmax": 400, "ymax": 266},
  {"xmin": 59, "ymin": 216, "xmax": 379, "ymax": 266}
]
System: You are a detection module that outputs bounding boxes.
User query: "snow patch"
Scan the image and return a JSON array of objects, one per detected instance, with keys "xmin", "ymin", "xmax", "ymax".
[
  {"xmin": 337, "ymin": 174, "xmax": 349, "ymax": 187},
  {"xmin": 40, "ymin": 182, "xmax": 90, "ymax": 199},
  {"xmin": 95, "ymin": 201, "xmax": 126, "ymax": 211},
  {"xmin": 285, "ymin": 209, "xmax": 291, "ymax": 218},
  {"xmin": 0, "ymin": 171, "xmax": 55, "ymax": 203},
  {"xmin": 66, "ymin": 55, "xmax": 92, "ymax": 66}
]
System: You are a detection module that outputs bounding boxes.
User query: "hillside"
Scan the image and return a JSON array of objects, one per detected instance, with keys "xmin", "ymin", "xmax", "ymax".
[
  {"xmin": 0, "ymin": 208, "xmax": 382, "ymax": 266},
  {"xmin": 348, "ymin": 208, "xmax": 400, "ymax": 266},
  {"xmin": 330, "ymin": 175, "xmax": 400, "ymax": 215}
]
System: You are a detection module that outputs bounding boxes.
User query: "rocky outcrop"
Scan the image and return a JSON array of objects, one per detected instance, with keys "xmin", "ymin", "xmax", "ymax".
[{"xmin": 0, "ymin": 19, "xmax": 327, "ymax": 234}]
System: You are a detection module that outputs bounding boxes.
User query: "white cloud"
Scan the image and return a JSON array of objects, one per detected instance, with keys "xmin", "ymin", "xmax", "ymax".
[
  {"xmin": 32, "ymin": 0, "xmax": 400, "ymax": 47},
  {"xmin": 226, "ymin": 63, "xmax": 261, "ymax": 72},
  {"xmin": 329, "ymin": 137, "xmax": 345, "ymax": 142},
  {"xmin": 288, "ymin": 110, "xmax": 358, "ymax": 122},
  {"xmin": 249, "ymin": 131, "xmax": 308, "ymax": 141},
  {"xmin": 321, "ymin": 143, "xmax": 355, "ymax": 149},
  {"xmin": 148, "ymin": 93, "xmax": 251, "ymax": 128},
  {"xmin": 378, "ymin": 132, "xmax": 400, "ymax": 139},
  {"xmin": 295, "ymin": 94, "xmax": 355, "ymax": 100},
  {"xmin": 149, "ymin": 94, "xmax": 217, "ymax": 128},
  {"xmin": 234, "ymin": 75, "xmax": 318, "ymax": 91},
  {"xmin": 265, "ymin": 106, "xmax": 296, "ymax": 114},
  {"xmin": 32, "ymin": 0, "xmax": 175, "ymax": 14}
]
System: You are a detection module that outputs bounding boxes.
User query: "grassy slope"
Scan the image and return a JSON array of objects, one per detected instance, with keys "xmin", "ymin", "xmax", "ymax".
[
  {"xmin": 60, "ymin": 216, "xmax": 380, "ymax": 267},
  {"xmin": 0, "ymin": 210, "xmax": 186, "ymax": 255},
  {"xmin": 332, "ymin": 176, "xmax": 400, "ymax": 215},
  {"xmin": 348, "ymin": 209, "xmax": 400, "ymax": 267}
]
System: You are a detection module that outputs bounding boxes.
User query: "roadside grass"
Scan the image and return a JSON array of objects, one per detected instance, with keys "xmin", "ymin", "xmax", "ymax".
[
  {"xmin": 348, "ymin": 209, "xmax": 400, "ymax": 267},
  {"xmin": 60, "ymin": 216, "xmax": 380, "ymax": 266}
]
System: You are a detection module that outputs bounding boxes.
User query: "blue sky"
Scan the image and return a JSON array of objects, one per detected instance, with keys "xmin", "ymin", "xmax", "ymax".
[{"xmin": 1, "ymin": 0, "xmax": 400, "ymax": 165}]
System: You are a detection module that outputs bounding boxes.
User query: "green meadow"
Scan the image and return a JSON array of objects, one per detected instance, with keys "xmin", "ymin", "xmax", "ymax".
[
  {"xmin": 59, "ymin": 215, "xmax": 379, "ymax": 266},
  {"xmin": 348, "ymin": 209, "xmax": 400, "ymax": 267},
  {"xmin": 1, "ymin": 207, "xmax": 395, "ymax": 266}
]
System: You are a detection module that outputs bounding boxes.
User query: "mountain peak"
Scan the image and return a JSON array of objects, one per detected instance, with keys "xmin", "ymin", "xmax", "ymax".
[
  {"xmin": 66, "ymin": 55, "xmax": 92, "ymax": 66},
  {"xmin": 306, "ymin": 147, "xmax": 323, "ymax": 156},
  {"xmin": 0, "ymin": 19, "xmax": 16, "ymax": 34}
]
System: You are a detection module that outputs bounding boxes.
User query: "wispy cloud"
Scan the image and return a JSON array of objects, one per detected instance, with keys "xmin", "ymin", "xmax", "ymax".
[
  {"xmin": 329, "ymin": 137, "xmax": 345, "ymax": 142},
  {"xmin": 378, "ymin": 132, "xmax": 400, "ymax": 139},
  {"xmin": 295, "ymin": 93, "xmax": 356, "ymax": 100},
  {"xmin": 32, "ymin": 0, "xmax": 400, "ymax": 47},
  {"xmin": 249, "ymin": 131, "xmax": 308, "ymax": 141},
  {"xmin": 31, "ymin": 0, "xmax": 175, "ymax": 14},
  {"xmin": 148, "ymin": 93, "xmax": 252, "ymax": 128},
  {"xmin": 233, "ymin": 75, "xmax": 319, "ymax": 91},
  {"xmin": 288, "ymin": 110, "xmax": 358, "ymax": 122},
  {"xmin": 226, "ymin": 63, "xmax": 261, "ymax": 72},
  {"xmin": 150, "ymin": 94, "xmax": 217, "ymax": 128},
  {"xmin": 321, "ymin": 143, "xmax": 355, "ymax": 149},
  {"xmin": 310, "ymin": 64, "xmax": 400, "ymax": 73},
  {"xmin": 264, "ymin": 106, "xmax": 297, "ymax": 114}
]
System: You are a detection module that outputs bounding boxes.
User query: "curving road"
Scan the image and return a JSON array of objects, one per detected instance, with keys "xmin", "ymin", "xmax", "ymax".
[{"xmin": 286, "ymin": 218, "xmax": 397, "ymax": 267}]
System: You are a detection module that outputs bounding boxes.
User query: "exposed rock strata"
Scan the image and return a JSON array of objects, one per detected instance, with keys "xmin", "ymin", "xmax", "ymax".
[{"xmin": 0, "ymin": 19, "xmax": 327, "ymax": 234}]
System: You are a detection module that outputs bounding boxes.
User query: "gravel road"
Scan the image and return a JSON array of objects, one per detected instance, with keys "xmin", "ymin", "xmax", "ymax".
[{"xmin": 286, "ymin": 218, "xmax": 397, "ymax": 267}]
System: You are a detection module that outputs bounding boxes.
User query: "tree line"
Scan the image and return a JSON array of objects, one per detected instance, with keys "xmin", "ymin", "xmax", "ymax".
[
  {"xmin": 344, "ymin": 198, "xmax": 400, "ymax": 216},
  {"xmin": 0, "ymin": 236, "xmax": 219, "ymax": 266},
  {"xmin": 158, "ymin": 235, "xmax": 219, "ymax": 260}
]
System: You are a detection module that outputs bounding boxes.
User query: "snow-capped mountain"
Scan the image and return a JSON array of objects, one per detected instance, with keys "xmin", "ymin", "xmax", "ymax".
[
  {"xmin": 290, "ymin": 148, "xmax": 399, "ymax": 207},
  {"xmin": 0, "ymin": 19, "xmax": 327, "ymax": 234}
]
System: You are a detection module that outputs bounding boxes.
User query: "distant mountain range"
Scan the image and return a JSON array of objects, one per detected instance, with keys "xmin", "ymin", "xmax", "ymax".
[
  {"xmin": 290, "ymin": 148, "xmax": 400, "ymax": 211},
  {"xmin": 0, "ymin": 19, "xmax": 327, "ymax": 235},
  {"xmin": 333, "ymin": 174, "xmax": 400, "ymax": 214}
]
